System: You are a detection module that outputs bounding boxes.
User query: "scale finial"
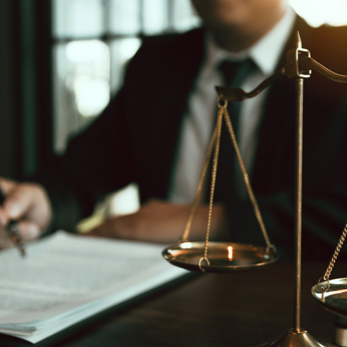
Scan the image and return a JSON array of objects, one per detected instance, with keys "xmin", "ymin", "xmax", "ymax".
[{"xmin": 296, "ymin": 31, "xmax": 302, "ymax": 49}]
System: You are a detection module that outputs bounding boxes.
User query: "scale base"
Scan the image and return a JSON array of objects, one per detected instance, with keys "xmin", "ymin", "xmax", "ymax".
[{"xmin": 253, "ymin": 329, "xmax": 336, "ymax": 346}]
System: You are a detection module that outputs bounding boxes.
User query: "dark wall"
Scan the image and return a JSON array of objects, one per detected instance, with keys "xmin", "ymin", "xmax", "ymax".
[
  {"xmin": 0, "ymin": 0, "xmax": 18, "ymax": 178},
  {"xmin": 0, "ymin": 0, "xmax": 53, "ymax": 180}
]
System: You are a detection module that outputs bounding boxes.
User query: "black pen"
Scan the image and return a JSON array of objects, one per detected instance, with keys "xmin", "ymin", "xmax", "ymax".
[{"xmin": 0, "ymin": 187, "xmax": 26, "ymax": 257}]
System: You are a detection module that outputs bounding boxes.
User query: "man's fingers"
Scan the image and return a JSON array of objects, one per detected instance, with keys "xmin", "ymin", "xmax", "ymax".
[
  {"xmin": 0, "ymin": 207, "xmax": 7, "ymax": 227},
  {"xmin": 15, "ymin": 220, "xmax": 40, "ymax": 241},
  {"xmin": 0, "ymin": 178, "xmax": 36, "ymax": 222},
  {"xmin": 0, "ymin": 220, "xmax": 40, "ymax": 250},
  {"xmin": 0, "ymin": 178, "xmax": 52, "ymax": 235},
  {"xmin": 3, "ymin": 187, "xmax": 33, "ymax": 221},
  {"xmin": 0, "ymin": 177, "xmax": 17, "ymax": 195}
]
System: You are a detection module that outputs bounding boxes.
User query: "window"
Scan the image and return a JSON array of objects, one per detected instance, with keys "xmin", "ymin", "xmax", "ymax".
[{"xmin": 52, "ymin": 0, "xmax": 200, "ymax": 153}]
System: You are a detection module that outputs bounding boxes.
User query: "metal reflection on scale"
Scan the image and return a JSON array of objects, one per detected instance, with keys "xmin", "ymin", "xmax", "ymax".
[{"xmin": 163, "ymin": 32, "xmax": 347, "ymax": 346}]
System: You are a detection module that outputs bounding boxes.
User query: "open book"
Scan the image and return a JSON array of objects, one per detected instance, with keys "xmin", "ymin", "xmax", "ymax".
[{"xmin": 0, "ymin": 231, "xmax": 188, "ymax": 344}]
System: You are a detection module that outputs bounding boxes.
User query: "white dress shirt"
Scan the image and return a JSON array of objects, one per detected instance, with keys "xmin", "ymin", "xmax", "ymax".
[{"xmin": 169, "ymin": 7, "xmax": 296, "ymax": 203}]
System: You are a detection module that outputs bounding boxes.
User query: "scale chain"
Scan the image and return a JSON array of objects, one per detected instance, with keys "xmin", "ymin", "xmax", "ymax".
[
  {"xmin": 182, "ymin": 96, "xmax": 276, "ymax": 271},
  {"xmin": 322, "ymin": 223, "xmax": 347, "ymax": 281},
  {"xmin": 202, "ymin": 105, "xmax": 223, "ymax": 264}
]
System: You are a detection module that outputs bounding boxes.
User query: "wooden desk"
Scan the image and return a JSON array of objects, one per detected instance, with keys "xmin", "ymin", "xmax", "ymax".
[{"xmin": 51, "ymin": 261, "xmax": 344, "ymax": 347}]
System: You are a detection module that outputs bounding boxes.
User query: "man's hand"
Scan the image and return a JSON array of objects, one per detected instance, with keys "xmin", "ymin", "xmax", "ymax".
[
  {"xmin": 0, "ymin": 177, "xmax": 52, "ymax": 246},
  {"xmin": 86, "ymin": 200, "xmax": 228, "ymax": 243}
]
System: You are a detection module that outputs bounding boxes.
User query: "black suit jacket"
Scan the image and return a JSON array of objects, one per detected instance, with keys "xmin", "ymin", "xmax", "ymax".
[{"xmin": 39, "ymin": 17, "xmax": 347, "ymax": 260}]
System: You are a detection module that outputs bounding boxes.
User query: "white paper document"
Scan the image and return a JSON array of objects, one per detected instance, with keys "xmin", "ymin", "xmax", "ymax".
[{"xmin": 0, "ymin": 231, "xmax": 188, "ymax": 343}]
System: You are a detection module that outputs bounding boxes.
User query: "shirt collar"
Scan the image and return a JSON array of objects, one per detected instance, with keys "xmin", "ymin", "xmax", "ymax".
[{"xmin": 205, "ymin": 6, "xmax": 296, "ymax": 76}]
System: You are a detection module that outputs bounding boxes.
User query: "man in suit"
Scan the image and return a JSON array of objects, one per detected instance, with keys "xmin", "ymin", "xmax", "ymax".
[{"xmin": 1, "ymin": 0, "xmax": 347, "ymax": 259}]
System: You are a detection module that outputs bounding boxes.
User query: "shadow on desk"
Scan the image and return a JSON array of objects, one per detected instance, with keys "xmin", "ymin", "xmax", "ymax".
[{"xmin": 2, "ymin": 262, "xmax": 343, "ymax": 347}]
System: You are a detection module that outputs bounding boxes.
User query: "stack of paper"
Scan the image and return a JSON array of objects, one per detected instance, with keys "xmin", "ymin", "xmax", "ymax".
[{"xmin": 0, "ymin": 232, "xmax": 188, "ymax": 344}]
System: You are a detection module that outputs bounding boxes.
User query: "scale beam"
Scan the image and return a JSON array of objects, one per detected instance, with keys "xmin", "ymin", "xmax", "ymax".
[
  {"xmin": 215, "ymin": 69, "xmax": 285, "ymax": 101},
  {"xmin": 216, "ymin": 43, "xmax": 347, "ymax": 103},
  {"xmin": 301, "ymin": 56, "xmax": 347, "ymax": 83}
]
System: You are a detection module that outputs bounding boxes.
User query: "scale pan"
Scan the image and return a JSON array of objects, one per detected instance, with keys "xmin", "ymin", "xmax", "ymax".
[
  {"xmin": 162, "ymin": 241, "xmax": 278, "ymax": 273},
  {"xmin": 312, "ymin": 278, "xmax": 347, "ymax": 317}
]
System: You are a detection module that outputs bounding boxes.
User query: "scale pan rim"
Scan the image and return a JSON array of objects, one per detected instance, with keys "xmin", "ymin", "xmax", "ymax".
[
  {"xmin": 162, "ymin": 241, "xmax": 278, "ymax": 273},
  {"xmin": 312, "ymin": 278, "xmax": 347, "ymax": 317}
]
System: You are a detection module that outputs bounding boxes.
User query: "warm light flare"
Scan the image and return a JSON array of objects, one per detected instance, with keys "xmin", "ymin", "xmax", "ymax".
[
  {"xmin": 228, "ymin": 246, "xmax": 233, "ymax": 261},
  {"xmin": 289, "ymin": 0, "xmax": 347, "ymax": 27}
]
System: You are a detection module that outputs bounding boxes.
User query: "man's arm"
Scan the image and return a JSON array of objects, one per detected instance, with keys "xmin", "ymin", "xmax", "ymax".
[{"xmin": 87, "ymin": 200, "xmax": 229, "ymax": 243}]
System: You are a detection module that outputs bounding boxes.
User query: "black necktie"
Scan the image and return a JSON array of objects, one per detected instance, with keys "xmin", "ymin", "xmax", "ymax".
[{"xmin": 213, "ymin": 58, "xmax": 257, "ymax": 203}]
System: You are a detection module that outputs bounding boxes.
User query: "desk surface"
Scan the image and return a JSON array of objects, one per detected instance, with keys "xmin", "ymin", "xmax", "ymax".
[{"xmin": 57, "ymin": 261, "xmax": 344, "ymax": 346}]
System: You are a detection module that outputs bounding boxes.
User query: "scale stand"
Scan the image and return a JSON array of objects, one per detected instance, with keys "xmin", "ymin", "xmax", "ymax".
[{"xmin": 163, "ymin": 32, "xmax": 347, "ymax": 346}]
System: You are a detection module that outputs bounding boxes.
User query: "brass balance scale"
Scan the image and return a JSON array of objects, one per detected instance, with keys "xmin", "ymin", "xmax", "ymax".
[{"xmin": 162, "ymin": 33, "xmax": 347, "ymax": 346}]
